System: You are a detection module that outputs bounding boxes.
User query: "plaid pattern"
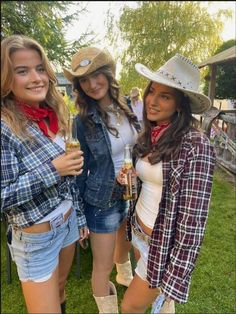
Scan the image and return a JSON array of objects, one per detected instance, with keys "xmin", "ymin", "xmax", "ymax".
[
  {"xmin": 1, "ymin": 121, "xmax": 86, "ymax": 229},
  {"xmin": 127, "ymin": 129, "xmax": 215, "ymax": 303}
]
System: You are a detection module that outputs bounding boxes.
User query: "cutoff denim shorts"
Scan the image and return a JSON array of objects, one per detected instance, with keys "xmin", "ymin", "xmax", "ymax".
[
  {"xmin": 131, "ymin": 217, "xmax": 151, "ymax": 281},
  {"xmin": 85, "ymin": 199, "xmax": 128, "ymax": 233},
  {"xmin": 7, "ymin": 209, "xmax": 79, "ymax": 282}
]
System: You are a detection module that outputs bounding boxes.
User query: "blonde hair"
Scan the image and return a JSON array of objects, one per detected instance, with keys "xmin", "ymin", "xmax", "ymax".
[{"xmin": 1, "ymin": 35, "xmax": 69, "ymax": 139}]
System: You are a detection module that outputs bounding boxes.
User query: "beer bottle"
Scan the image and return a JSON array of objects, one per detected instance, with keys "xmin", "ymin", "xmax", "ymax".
[{"xmin": 123, "ymin": 144, "xmax": 137, "ymax": 200}]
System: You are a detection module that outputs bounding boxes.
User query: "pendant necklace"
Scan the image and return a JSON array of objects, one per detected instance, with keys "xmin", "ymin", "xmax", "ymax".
[{"xmin": 107, "ymin": 103, "xmax": 124, "ymax": 126}]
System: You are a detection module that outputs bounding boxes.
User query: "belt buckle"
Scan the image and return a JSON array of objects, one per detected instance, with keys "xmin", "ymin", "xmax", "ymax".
[{"xmin": 50, "ymin": 214, "xmax": 64, "ymax": 229}]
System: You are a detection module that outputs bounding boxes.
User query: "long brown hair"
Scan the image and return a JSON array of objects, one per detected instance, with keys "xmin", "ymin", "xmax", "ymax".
[
  {"xmin": 133, "ymin": 81, "xmax": 199, "ymax": 164},
  {"xmin": 1, "ymin": 35, "xmax": 69, "ymax": 139},
  {"xmin": 73, "ymin": 66, "xmax": 139, "ymax": 136}
]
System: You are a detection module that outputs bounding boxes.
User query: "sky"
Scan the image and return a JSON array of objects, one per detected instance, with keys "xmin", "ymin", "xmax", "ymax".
[
  {"xmin": 65, "ymin": 1, "xmax": 235, "ymax": 43},
  {"xmin": 65, "ymin": 1, "xmax": 235, "ymax": 76}
]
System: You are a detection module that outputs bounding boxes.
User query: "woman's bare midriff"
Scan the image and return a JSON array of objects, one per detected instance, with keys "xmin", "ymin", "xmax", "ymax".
[{"xmin": 136, "ymin": 214, "xmax": 153, "ymax": 237}]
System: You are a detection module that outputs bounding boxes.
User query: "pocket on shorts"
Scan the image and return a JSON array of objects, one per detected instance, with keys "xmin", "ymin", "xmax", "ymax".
[{"xmin": 13, "ymin": 229, "xmax": 57, "ymax": 253}]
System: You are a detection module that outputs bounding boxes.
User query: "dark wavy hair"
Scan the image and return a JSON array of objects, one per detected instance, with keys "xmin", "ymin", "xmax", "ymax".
[
  {"xmin": 73, "ymin": 65, "xmax": 138, "ymax": 136},
  {"xmin": 133, "ymin": 81, "xmax": 199, "ymax": 164}
]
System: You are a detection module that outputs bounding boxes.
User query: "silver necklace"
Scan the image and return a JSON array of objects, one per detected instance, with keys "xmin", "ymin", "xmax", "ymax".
[{"xmin": 107, "ymin": 103, "xmax": 124, "ymax": 126}]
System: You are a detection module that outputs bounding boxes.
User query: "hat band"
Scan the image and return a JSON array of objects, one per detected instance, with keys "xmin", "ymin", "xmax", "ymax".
[
  {"xmin": 157, "ymin": 69, "xmax": 191, "ymax": 90},
  {"xmin": 73, "ymin": 59, "xmax": 91, "ymax": 72}
]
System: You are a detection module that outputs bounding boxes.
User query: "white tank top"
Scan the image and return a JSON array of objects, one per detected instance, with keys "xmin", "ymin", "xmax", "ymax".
[
  {"xmin": 36, "ymin": 135, "xmax": 72, "ymax": 224},
  {"xmin": 107, "ymin": 112, "xmax": 138, "ymax": 176},
  {"xmin": 135, "ymin": 158, "xmax": 163, "ymax": 229}
]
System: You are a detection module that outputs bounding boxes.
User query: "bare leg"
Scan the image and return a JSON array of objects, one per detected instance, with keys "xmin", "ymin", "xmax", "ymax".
[
  {"xmin": 114, "ymin": 219, "xmax": 132, "ymax": 264},
  {"xmin": 121, "ymin": 273, "xmax": 159, "ymax": 314},
  {"xmin": 58, "ymin": 242, "xmax": 76, "ymax": 303},
  {"xmin": 89, "ymin": 231, "xmax": 116, "ymax": 296},
  {"xmin": 21, "ymin": 266, "xmax": 61, "ymax": 314}
]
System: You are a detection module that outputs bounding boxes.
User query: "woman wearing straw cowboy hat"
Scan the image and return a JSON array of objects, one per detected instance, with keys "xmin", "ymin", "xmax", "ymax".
[
  {"xmin": 63, "ymin": 47, "xmax": 141, "ymax": 313},
  {"xmin": 116, "ymin": 54, "xmax": 216, "ymax": 313}
]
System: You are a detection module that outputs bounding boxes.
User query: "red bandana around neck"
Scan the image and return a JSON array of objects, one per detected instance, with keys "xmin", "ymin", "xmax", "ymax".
[
  {"xmin": 16, "ymin": 100, "xmax": 59, "ymax": 138},
  {"xmin": 151, "ymin": 122, "xmax": 171, "ymax": 145}
]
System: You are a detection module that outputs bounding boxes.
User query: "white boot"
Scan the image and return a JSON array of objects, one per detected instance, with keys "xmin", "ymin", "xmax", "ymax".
[
  {"xmin": 116, "ymin": 260, "xmax": 133, "ymax": 287},
  {"xmin": 93, "ymin": 281, "xmax": 118, "ymax": 314}
]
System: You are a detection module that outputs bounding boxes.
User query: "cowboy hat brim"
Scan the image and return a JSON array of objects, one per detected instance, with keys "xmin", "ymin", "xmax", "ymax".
[{"xmin": 135, "ymin": 63, "xmax": 211, "ymax": 114}]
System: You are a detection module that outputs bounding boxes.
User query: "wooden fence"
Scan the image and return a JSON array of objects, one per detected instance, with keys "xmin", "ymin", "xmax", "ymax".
[{"xmin": 201, "ymin": 107, "xmax": 236, "ymax": 176}]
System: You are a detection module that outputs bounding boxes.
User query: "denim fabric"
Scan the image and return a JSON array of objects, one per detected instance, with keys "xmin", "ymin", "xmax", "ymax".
[
  {"xmin": 131, "ymin": 229, "xmax": 150, "ymax": 281},
  {"xmin": 8, "ymin": 209, "xmax": 79, "ymax": 282},
  {"xmin": 85, "ymin": 199, "xmax": 128, "ymax": 233},
  {"xmin": 73, "ymin": 107, "xmax": 140, "ymax": 209}
]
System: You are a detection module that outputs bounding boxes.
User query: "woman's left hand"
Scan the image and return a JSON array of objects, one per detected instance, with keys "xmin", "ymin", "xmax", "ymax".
[{"xmin": 78, "ymin": 227, "xmax": 89, "ymax": 248}]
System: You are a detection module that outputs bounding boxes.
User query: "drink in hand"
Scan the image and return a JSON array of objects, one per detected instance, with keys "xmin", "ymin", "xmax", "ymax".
[
  {"xmin": 123, "ymin": 144, "xmax": 137, "ymax": 200},
  {"xmin": 65, "ymin": 140, "xmax": 80, "ymax": 154}
]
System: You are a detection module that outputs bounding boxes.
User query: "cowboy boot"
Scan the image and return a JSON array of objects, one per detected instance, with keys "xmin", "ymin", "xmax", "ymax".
[
  {"xmin": 93, "ymin": 281, "xmax": 118, "ymax": 314},
  {"xmin": 116, "ymin": 259, "xmax": 133, "ymax": 287}
]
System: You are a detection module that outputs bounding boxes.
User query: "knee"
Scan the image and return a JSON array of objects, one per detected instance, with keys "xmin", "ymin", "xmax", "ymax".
[
  {"xmin": 121, "ymin": 299, "xmax": 138, "ymax": 314},
  {"xmin": 93, "ymin": 260, "xmax": 113, "ymax": 275}
]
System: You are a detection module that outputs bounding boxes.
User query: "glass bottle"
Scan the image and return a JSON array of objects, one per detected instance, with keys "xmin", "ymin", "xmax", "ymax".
[{"xmin": 123, "ymin": 144, "xmax": 137, "ymax": 200}]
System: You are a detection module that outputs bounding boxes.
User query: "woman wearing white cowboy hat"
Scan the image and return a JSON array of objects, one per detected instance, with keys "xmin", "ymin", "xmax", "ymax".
[
  {"xmin": 63, "ymin": 47, "xmax": 141, "ymax": 314},
  {"xmin": 117, "ymin": 54, "xmax": 216, "ymax": 313}
]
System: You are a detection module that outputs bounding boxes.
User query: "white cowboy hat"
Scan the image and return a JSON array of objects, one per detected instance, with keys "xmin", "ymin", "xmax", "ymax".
[{"xmin": 135, "ymin": 53, "xmax": 211, "ymax": 114}]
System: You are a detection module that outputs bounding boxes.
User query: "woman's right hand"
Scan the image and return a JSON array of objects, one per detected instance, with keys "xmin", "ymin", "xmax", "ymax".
[
  {"xmin": 116, "ymin": 167, "xmax": 126, "ymax": 185},
  {"xmin": 52, "ymin": 150, "xmax": 84, "ymax": 176}
]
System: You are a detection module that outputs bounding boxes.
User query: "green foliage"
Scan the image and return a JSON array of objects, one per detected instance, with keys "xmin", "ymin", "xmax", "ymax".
[
  {"xmin": 106, "ymin": 1, "xmax": 232, "ymax": 93},
  {"xmin": 63, "ymin": 93, "xmax": 79, "ymax": 116},
  {"xmin": 203, "ymin": 39, "xmax": 236, "ymax": 99},
  {"xmin": 1, "ymin": 1, "xmax": 96, "ymax": 67}
]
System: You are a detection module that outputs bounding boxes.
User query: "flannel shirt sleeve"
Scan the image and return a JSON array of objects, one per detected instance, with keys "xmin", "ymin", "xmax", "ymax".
[
  {"xmin": 1, "ymin": 137, "xmax": 61, "ymax": 212},
  {"xmin": 161, "ymin": 140, "xmax": 215, "ymax": 303}
]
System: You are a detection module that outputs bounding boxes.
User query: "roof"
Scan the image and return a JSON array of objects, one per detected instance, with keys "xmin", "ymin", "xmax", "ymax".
[
  {"xmin": 55, "ymin": 73, "xmax": 72, "ymax": 85},
  {"xmin": 198, "ymin": 46, "xmax": 236, "ymax": 68}
]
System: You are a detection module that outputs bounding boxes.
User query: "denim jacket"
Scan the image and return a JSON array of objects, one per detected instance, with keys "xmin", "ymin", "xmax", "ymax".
[{"xmin": 73, "ymin": 106, "xmax": 140, "ymax": 209}]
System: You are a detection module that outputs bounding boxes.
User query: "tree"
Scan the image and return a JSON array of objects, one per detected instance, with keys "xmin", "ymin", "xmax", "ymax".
[
  {"xmin": 1, "ymin": 1, "xmax": 97, "ymax": 68},
  {"xmin": 106, "ymin": 1, "xmax": 232, "ymax": 93},
  {"xmin": 203, "ymin": 40, "xmax": 236, "ymax": 99}
]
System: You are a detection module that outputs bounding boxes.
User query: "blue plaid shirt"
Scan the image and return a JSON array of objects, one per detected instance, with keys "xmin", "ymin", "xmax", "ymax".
[{"xmin": 1, "ymin": 120, "xmax": 86, "ymax": 229}]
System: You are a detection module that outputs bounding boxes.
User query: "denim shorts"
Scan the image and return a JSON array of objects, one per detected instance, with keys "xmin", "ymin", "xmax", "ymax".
[
  {"xmin": 84, "ymin": 199, "xmax": 128, "ymax": 233},
  {"xmin": 7, "ymin": 209, "xmax": 79, "ymax": 282},
  {"xmin": 131, "ymin": 216, "xmax": 151, "ymax": 282}
]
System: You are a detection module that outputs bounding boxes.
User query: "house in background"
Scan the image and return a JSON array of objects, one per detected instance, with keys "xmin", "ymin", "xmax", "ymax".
[{"xmin": 55, "ymin": 73, "xmax": 73, "ymax": 97}]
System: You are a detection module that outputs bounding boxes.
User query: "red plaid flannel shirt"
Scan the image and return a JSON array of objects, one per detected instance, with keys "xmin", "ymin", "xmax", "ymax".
[{"xmin": 127, "ymin": 128, "xmax": 216, "ymax": 303}]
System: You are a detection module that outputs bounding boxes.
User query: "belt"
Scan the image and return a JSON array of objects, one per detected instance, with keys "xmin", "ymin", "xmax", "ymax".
[
  {"xmin": 20, "ymin": 208, "xmax": 73, "ymax": 234},
  {"xmin": 131, "ymin": 216, "xmax": 151, "ymax": 245}
]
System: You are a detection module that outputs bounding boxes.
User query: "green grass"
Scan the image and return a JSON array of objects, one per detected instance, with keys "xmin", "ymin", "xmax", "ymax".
[{"xmin": 1, "ymin": 168, "xmax": 236, "ymax": 314}]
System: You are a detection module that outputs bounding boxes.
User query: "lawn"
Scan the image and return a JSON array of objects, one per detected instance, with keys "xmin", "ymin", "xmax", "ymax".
[{"xmin": 1, "ymin": 167, "xmax": 236, "ymax": 314}]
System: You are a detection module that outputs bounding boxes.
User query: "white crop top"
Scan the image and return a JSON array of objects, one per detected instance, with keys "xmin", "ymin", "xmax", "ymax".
[
  {"xmin": 135, "ymin": 158, "xmax": 163, "ymax": 229},
  {"xmin": 36, "ymin": 135, "xmax": 72, "ymax": 224}
]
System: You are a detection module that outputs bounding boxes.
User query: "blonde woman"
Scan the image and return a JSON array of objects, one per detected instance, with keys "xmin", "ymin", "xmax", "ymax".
[
  {"xmin": 1, "ymin": 35, "xmax": 87, "ymax": 314},
  {"xmin": 63, "ymin": 47, "xmax": 141, "ymax": 313}
]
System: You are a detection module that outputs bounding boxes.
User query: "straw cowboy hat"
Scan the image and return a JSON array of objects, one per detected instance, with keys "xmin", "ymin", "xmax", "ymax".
[
  {"xmin": 130, "ymin": 87, "xmax": 140, "ymax": 98},
  {"xmin": 63, "ymin": 47, "xmax": 116, "ymax": 82},
  {"xmin": 135, "ymin": 53, "xmax": 211, "ymax": 114}
]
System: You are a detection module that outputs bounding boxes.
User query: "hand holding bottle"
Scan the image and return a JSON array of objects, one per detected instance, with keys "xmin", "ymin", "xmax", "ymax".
[
  {"xmin": 52, "ymin": 150, "xmax": 84, "ymax": 176},
  {"xmin": 118, "ymin": 144, "xmax": 138, "ymax": 200}
]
